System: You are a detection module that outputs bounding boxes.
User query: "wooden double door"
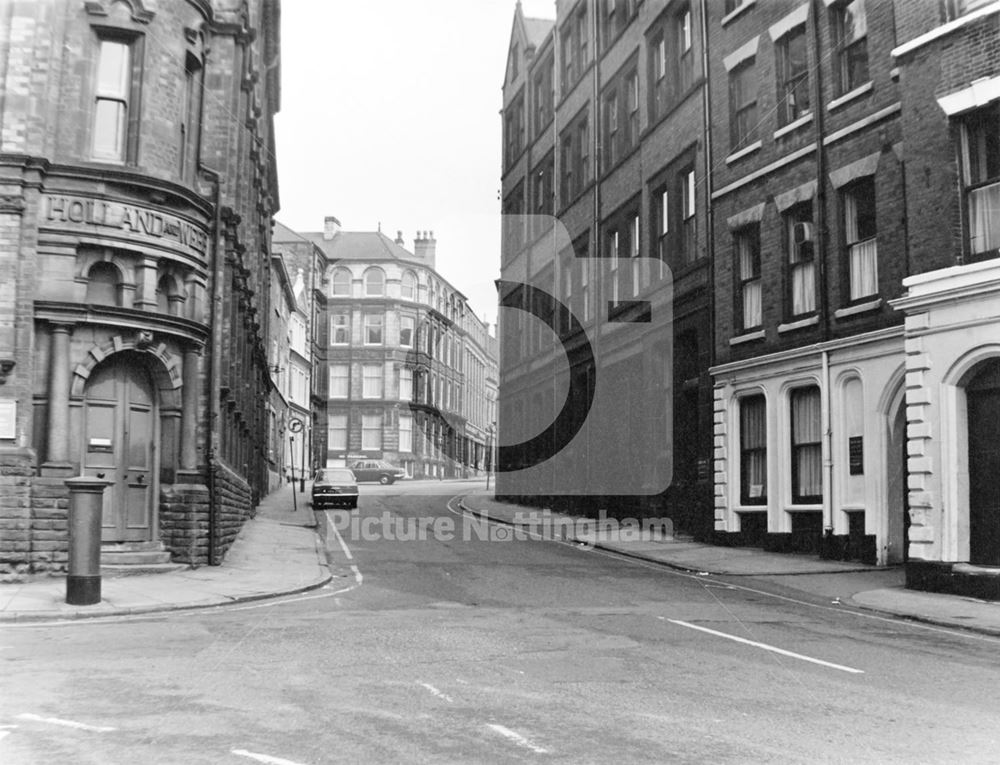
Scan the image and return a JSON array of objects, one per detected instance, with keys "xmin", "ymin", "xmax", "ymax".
[{"xmin": 82, "ymin": 354, "xmax": 157, "ymax": 543}]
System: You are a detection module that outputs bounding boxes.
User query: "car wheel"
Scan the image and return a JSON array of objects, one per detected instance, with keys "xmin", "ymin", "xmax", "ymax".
[{"xmin": 379, "ymin": 475, "xmax": 391, "ymax": 485}]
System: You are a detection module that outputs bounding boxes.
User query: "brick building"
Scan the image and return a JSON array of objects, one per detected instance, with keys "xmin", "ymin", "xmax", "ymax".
[
  {"xmin": 889, "ymin": 0, "xmax": 1000, "ymax": 596},
  {"xmin": 708, "ymin": 0, "xmax": 908, "ymax": 564},
  {"xmin": 497, "ymin": 0, "xmax": 714, "ymax": 534},
  {"xmin": 0, "ymin": 0, "xmax": 281, "ymax": 578},
  {"xmin": 292, "ymin": 219, "xmax": 498, "ymax": 480}
]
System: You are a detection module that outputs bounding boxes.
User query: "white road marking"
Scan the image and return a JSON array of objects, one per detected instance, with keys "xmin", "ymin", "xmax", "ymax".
[
  {"xmin": 486, "ymin": 724, "xmax": 548, "ymax": 754},
  {"xmin": 667, "ymin": 620, "xmax": 865, "ymax": 674},
  {"xmin": 231, "ymin": 749, "xmax": 308, "ymax": 765},
  {"xmin": 419, "ymin": 682, "xmax": 454, "ymax": 703},
  {"xmin": 16, "ymin": 713, "xmax": 116, "ymax": 732}
]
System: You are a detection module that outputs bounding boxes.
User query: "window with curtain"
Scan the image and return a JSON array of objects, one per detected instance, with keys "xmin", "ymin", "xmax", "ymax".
[
  {"xmin": 776, "ymin": 25, "xmax": 810, "ymax": 126},
  {"xmin": 362, "ymin": 414, "xmax": 382, "ymax": 451},
  {"xmin": 736, "ymin": 226, "xmax": 762, "ymax": 330},
  {"xmin": 844, "ymin": 177, "xmax": 878, "ymax": 300},
  {"xmin": 331, "ymin": 311, "xmax": 350, "ymax": 345},
  {"xmin": 399, "ymin": 316, "xmax": 414, "ymax": 347},
  {"xmin": 740, "ymin": 395, "xmax": 767, "ymax": 505},
  {"xmin": 362, "ymin": 365, "xmax": 383, "ymax": 399},
  {"xmin": 787, "ymin": 203, "xmax": 815, "ymax": 317},
  {"xmin": 791, "ymin": 386, "xmax": 822, "ymax": 503},
  {"xmin": 833, "ymin": 0, "xmax": 869, "ymax": 96},
  {"xmin": 961, "ymin": 105, "xmax": 1000, "ymax": 259},
  {"xmin": 630, "ymin": 214, "xmax": 642, "ymax": 297},
  {"xmin": 364, "ymin": 313, "xmax": 383, "ymax": 345},
  {"xmin": 329, "ymin": 365, "xmax": 349, "ymax": 399},
  {"xmin": 328, "ymin": 414, "xmax": 347, "ymax": 450}
]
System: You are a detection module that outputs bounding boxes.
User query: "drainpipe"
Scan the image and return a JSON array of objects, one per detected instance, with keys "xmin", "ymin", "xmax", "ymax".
[
  {"xmin": 699, "ymin": 0, "xmax": 716, "ymax": 370},
  {"xmin": 201, "ymin": 166, "xmax": 223, "ymax": 566},
  {"xmin": 809, "ymin": 0, "xmax": 830, "ymax": 342},
  {"xmin": 822, "ymin": 349, "xmax": 833, "ymax": 535}
]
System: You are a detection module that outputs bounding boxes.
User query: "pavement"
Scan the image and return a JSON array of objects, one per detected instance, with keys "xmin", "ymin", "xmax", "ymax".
[
  {"xmin": 0, "ymin": 482, "xmax": 330, "ymax": 622},
  {"xmin": 2, "ymin": 483, "xmax": 1000, "ymax": 637}
]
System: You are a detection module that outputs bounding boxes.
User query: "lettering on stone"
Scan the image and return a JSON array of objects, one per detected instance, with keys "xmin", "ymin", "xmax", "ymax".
[{"xmin": 43, "ymin": 194, "xmax": 208, "ymax": 255}]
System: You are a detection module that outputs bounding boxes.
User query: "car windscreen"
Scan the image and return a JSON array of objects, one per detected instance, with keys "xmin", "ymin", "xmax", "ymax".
[{"xmin": 317, "ymin": 469, "xmax": 355, "ymax": 483}]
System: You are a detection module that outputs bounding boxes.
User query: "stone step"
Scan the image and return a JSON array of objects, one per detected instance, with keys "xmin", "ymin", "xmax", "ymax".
[
  {"xmin": 101, "ymin": 550, "xmax": 173, "ymax": 565},
  {"xmin": 100, "ymin": 563, "xmax": 187, "ymax": 577}
]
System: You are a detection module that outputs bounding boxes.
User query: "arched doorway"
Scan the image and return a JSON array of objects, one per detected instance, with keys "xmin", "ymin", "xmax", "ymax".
[
  {"xmin": 886, "ymin": 397, "xmax": 909, "ymax": 564},
  {"xmin": 967, "ymin": 359, "xmax": 1000, "ymax": 566},
  {"xmin": 82, "ymin": 352, "xmax": 158, "ymax": 542}
]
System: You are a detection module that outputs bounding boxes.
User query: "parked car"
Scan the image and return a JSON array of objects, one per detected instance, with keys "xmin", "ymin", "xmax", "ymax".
[
  {"xmin": 349, "ymin": 459, "xmax": 406, "ymax": 485},
  {"xmin": 311, "ymin": 468, "xmax": 359, "ymax": 509}
]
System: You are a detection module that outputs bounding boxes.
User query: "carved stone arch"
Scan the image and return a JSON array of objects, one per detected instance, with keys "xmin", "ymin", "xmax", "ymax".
[
  {"xmin": 84, "ymin": 0, "xmax": 155, "ymax": 24},
  {"xmin": 72, "ymin": 337, "xmax": 182, "ymax": 409},
  {"xmin": 76, "ymin": 246, "xmax": 136, "ymax": 288}
]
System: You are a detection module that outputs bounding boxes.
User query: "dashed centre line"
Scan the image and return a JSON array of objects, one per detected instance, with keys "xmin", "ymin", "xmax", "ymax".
[
  {"xmin": 486, "ymin": 723, "xmax": 549, "ymax": 754},
  {"xmin": 419, "ymin": 682, "xmax": 454, "ymax": 703},
  {"xmin": 231, "ymin": 749, "xmax": 309, "ymax": 765}
]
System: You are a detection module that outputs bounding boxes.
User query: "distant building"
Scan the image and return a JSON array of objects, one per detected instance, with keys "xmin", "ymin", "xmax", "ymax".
[
  {"xmin": 291, "ymin": 219, "xmax": 498, "ymax": 480},
  {"xmin": 0, "ymin": 0, "xmax": 282, "ymax": 577},
  {"xmin": 271, "ymin": 222, "xmax": 327, "ymax": 487}
]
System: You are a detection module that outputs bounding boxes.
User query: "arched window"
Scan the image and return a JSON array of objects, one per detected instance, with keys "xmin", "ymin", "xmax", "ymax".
[
  {"xmin": 402, "ymin": 270, "xmax": 417, "ymax": 300},
  {"xmin": 86, "ymin": 262, "xmax": 120, "ymax": 306},
  {"xmin": 331, "ymin": 269, "xmax": 352, "ymax": 296},
  {"xmin": 364, "ymin": 267, "xmax": 385, "ymax": 296}
]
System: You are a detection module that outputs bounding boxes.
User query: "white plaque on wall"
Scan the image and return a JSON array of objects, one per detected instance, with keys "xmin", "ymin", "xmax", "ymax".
[{"xmin": 0, "ymin": 400, "xmax": 15, "ymax": 440}]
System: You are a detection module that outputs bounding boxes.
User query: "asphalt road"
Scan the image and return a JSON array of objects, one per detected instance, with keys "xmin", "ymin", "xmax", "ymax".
[{"xmin": 2, "ymin": 486, "xmax": 999, "ymax": 764}]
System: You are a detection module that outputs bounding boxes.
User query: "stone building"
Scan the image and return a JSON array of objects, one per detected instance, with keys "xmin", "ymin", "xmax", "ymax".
[
  {"xmin": 0, "ymin": 0, "xmax": 281, "ymax": 577},
  {"xmin": 497, "ymin": 0, "xmax": 714, "ymax": 535},
  {"xmin": 271, "ymin": 222, "xmax": 326, "ymax": 488},
  {"xmin": 292, "ymin": 219, "xmax": 498, "ymax": 480}
]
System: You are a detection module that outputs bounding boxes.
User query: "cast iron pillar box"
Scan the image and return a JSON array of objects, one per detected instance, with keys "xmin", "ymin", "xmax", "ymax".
[{"xmin": 65, "ymin": 477, "xmax": 110, "ymax": 605}]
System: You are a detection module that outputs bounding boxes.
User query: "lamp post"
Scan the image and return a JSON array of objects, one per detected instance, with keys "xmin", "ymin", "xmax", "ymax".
[{"xmin": 288, "ymin": 434, "xmax": 297, "ymax": 513}]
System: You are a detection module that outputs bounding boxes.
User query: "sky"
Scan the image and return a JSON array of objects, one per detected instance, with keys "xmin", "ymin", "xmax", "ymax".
[{"xmin": 274, "ymin": 0, "xmax": 557, "ymax": 327}]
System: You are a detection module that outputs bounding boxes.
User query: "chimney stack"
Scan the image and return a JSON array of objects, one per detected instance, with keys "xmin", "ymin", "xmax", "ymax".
[
  {"xmin": 323, "ymin": 216, "xmax": 341, "ymax": 240},
  {"xmin": 414, "ymin": 230, "xmax": 436, "ymax": 269}
]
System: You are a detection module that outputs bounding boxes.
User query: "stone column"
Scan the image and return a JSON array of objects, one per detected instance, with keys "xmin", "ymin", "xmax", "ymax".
[
  {"xmin": 134, "ymin": 256, "xmax": 159, "ymax": 310},
  {"xmin": 43, "ymin": 323, "xmax": 74, "ymax": 474},
  {"xmin": 179, "ymin": 345, "xmax": 201, "ymax": 475}
]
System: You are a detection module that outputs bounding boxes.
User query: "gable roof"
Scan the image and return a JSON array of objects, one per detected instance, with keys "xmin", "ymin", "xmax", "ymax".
[{"xmin": 272, "ymin": 220, "xmax": 308, "ymax": 243}]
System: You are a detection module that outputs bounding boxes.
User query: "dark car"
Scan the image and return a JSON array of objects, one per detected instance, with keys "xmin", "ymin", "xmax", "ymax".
[
  {"xmin": 311, "ymin": 468, "xmax": 359, "ymax": 509},
  {"xmin": 349, "ymin": 459, "xmax": 406, "ymax": 485}
]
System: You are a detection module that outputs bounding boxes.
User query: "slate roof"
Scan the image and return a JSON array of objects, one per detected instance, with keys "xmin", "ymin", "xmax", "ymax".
[
  {"xmin": 524, "ymin": 17, "xmax": 554, "ymax": 49},
  {"xmin": 298, "ymin": 231, "xmax": 422, "ymax": 263}
]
